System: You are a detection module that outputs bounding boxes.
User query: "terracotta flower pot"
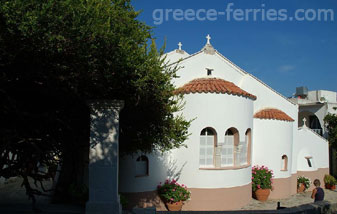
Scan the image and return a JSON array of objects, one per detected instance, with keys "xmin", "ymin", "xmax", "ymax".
[
  {"xmin": 325, "ymin": 184, "xmax": 336, "ymax": 190},
  {"xmin": 166, "ymin": 201, "xmax": 183, "ymax": 211},
  {"xmin": 297, "ymin": 183, "xmax": 306, "ymax": 193},
  {"xmin": 254, "ymin": 189, "xmax": 270, "ymax": 202}
]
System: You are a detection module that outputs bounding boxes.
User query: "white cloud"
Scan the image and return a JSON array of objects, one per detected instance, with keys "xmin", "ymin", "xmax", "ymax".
[{"xmin": 278, "ymin": 65, "xmax": 295, "ymax": 73}]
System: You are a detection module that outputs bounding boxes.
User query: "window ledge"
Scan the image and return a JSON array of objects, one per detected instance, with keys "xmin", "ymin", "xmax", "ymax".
[
  {"xmin": 199, "ymin": 164, "xmax": 250, "ymax": 170},
  {"xmin": 280, "ymin": 169, "xmax": 288, "ymax": 172}
]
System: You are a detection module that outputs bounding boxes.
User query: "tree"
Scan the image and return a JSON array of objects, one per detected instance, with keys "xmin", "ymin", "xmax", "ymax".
[
  {"xmin": 0, "ymin": 0, "xmax": 190, "ymax": 207},
  {"xmin": 324, "ymin": 113, "xmax": 337, "ymax": 150},
  {"xmin": 324, "ymin": 113, "xmax": 337, "ymax": 177}
]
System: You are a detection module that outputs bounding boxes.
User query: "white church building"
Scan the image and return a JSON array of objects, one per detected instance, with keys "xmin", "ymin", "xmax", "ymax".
[{"xmin": 119, "ymin": 35, "xmax": 329, "ymax": 211}]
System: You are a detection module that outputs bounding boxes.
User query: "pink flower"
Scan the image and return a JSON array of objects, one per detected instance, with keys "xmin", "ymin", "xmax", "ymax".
[
  {"xmin": 170, "ymin": 198, "xmax": 174, "ymax": 201},
  {"xmin": 172, "ymin": 189, "xmax": 176, "ymax": 192},
  {"xmin": 251, "ymin": 176, "xmax": 254, "ymax": 180},
  {"xmin": 257, "ymin": 184, "xmax": 261, "ymax": 189}
]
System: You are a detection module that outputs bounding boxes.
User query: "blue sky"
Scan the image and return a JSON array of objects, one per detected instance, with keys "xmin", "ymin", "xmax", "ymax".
[{"xmin": 133, "ymin": 0, "xmax": 337, "ymax": 97}]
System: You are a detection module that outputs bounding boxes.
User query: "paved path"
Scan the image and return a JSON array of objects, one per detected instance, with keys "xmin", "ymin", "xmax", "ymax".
[
  {"xmin": 1, "ymin": 177, "xmax": 337, "ymax": 213},
  {"xmin": 241, "ymin": 189, "xmax": 337, "ymax": 210},
  {"xmin": 0, "ymin": 177, "xmax": 84, "ymax": 214}
]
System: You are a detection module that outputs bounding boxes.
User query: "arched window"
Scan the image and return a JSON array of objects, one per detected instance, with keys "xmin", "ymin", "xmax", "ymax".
[
  {"xmin": 281, "ymin": 155, "xmax": 288, "ymax": 171},
  {"xmin": 220, "ymin": 129, "xmax": 234, "ymax": 167},
  {"xmin": 219, "ymin": 128, "xmax": 238, "ymax": 167},
  {"xmin": 228, "ymin": 128, "xmax": 240, "ymax": 167},
  {"xmin": 238, "ymin": 129, "xmax": 251, "ymax": 166},
  {"xmin": 136, "ymin": 155, "xmax": 149, "ymax": 177},
  {"xmin": 200, "ymin": 127, "xmax": 217, "ymax": 168}
]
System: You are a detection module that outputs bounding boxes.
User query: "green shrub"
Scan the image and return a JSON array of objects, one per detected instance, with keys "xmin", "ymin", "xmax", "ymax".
[
  {"xmin": 252, "ymin": 165, "xmax": 274, "ymax": 192},
  {"xmin": 324, "ymin": 174, "xmax": 337, "ymax": 185},
  {"xmin": 157, "ymin": 179, "xmax": 191, "ymax": 203},
  {"xmin": 297, "ymin": 176, "xmax": 311, "ymax": 190}
]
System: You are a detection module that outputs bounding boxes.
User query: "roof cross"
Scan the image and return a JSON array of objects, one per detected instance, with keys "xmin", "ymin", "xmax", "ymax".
[
  {"xmin": 206, "ymin": 34, "xmax": 211, "ymax": 45},
  {"xmin": 178, "ymin": 42, "xmax": 182, "ymax": 50}
]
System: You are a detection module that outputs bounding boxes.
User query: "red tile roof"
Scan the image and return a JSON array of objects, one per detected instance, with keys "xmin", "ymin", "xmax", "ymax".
[
  {"xmin": 254, "ymin": 108, "xmax": 294, "ymax": 122},
  {"xmin": 175, "ymin": 78, "xmax": 257, "ymax": 100}
]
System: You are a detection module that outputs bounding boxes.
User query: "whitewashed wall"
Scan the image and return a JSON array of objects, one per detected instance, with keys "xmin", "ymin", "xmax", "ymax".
[
  {"xmin": 172, "ymin": 93, "xmax": 254, "ymax": 188},
  {"xmin": 169, "ymin": 51, "xmax": 299, "ymax": 177},
  {"xmin": 164, "ymin": 50, "xmax": 190, "ymax": 65},
  {"xmin": 170, "ymin": 50, "xmax": 298, "ymax": 126},
  {"xmin": 238, "ymin": 74, "xmax": 299, "ymax": 175},
  {"xmin": 252, "ymin": 119, "xmax": 294, "ymax": 178},
  {"xmin": 172, "ymin": 52, "xmax": 245, "ymax": 88},
  {"xmin": 239, "ymin": 74, "xmax": 298, "ymax": 121},
  {"xmin": 295, "ymin": 127, "xmax": 329, "ymax": 171},
  {"xmin": 119, "ymin": 92, "xmax": 254, "ymax": 192},
  {"xmin": 327, "ymin": 103, "xmax": 337, "ymax": 114},
  {"xmin": 119, "ymin": 152, "xmax": 171, "ymax": 192},
  {"xmin": 317, "ymin": 90, "xmax": 337, "ymax": 102},
  {"xmin": 166, "ymin": 48, "xmax": 299, "ymax": 186},
  {"xmin": 119, "ymin": 46, "xmax": 330, "ymax": 194}
]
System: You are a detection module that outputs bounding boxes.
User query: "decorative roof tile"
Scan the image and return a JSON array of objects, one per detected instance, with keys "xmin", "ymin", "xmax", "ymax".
[
  {"xmin": 254, "ymin": 108, "xmax": 294, "ymax": 122},
  {"xmin": 175, "ymin": 78, "xmax": 257, "ymax": 100}
]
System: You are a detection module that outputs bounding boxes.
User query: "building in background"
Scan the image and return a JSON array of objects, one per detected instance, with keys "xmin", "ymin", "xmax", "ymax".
[
  {"xmin": 289, "ymin": 87, "xmax": 337, "ymax": 137},
  {"xmin": 289, "ymin": 88, "xmax": 337, "ymax": 176}
]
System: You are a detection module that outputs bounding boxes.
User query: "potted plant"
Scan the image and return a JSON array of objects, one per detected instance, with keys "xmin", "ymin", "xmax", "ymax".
[
  {"xmin": 252, "ymin": 165, "xmax": 273, "ymax": 201},
  {"xmin": 157, "ymin": 179, "xmax": 191, "ymax": 211},
  {"xmin": 324, "ymin": 174, "xmax": 337, "ymax": 190},
  {"xmin": 297, "ymin": 176, "xmax": 310, "ymax": 193}
]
